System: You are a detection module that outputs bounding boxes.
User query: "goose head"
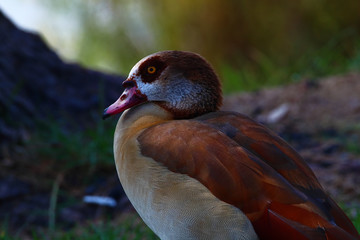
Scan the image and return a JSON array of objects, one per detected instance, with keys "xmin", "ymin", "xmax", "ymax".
[{"xmin": 103, "ymin": 51, "xmax": 222, "ymax": 119}]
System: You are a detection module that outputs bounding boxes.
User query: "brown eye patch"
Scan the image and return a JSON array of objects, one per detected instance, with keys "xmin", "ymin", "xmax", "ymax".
[{"xmin": 138, "ymin": 56, "xmax": 167, "ymax": 83}]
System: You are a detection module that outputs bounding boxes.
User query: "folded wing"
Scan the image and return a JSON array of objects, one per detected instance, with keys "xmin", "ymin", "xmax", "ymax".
[{"xmin": 138, "ymin": 111, "xmax": 359, "ymax": 240}]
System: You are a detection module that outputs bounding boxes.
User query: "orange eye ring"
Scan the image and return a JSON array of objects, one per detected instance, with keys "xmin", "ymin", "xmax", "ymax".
[{"xmin": 147, "ymin": 66, "xmax": 156, "ymax": 74}]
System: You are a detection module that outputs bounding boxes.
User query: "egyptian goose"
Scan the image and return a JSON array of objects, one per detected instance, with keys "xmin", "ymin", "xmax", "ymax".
[{"xmin": 103, "ymin": 51, "xmax": 359, "ymax": 240}]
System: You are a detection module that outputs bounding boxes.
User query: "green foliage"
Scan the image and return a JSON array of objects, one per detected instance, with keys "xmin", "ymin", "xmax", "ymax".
[
  {"xmin": 341, "ymin": 204, "xmax": 360, "ymax": 233},
  {"xmin": 321, "ymin": 124, "xmax": 360, "ymax": 156},
  {"xmin": 353, "ymin": 213, "xmax": 360, "ymax": 233},
  {"xmin": 1, "ymin": 215, "xmax": 159, "ymax": 240},
  {"xmin": 0, "ymin": 222, "xmax": 14, "ymax": 240},
  {"xmin": 29, "ymin": 118, "xmax": 117, "ymax": 173},
  {"xmin": 221, "ymin": 29, "xmax": 360, "ymax": 93},
  {"xmin": 54, "ymin": 217, "xmax": 158, "ymax": 240},
  {"xmin": 2, "ymin": 210, "xmax": 359, "ymax": 239},
  {"xmin": 39, "ymin": 0, "xmax": 360, "ymax": 86}
]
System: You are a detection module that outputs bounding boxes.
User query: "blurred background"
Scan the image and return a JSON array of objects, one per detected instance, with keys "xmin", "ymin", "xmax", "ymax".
[
  {"xmin": 1, "ymin": 0, "xmax": 360, "ymax": 239},
  {"xmin": 2, "ymin": 0, "xmax": 360, "ymax": 92}
]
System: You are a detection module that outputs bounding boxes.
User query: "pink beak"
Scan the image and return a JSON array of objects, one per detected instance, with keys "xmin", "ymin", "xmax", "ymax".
[{"xmin": 103, "ymin": 85, "xmax": 147, "ymax": 119}]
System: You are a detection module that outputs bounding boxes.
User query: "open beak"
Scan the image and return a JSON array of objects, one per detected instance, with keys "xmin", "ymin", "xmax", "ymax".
[{"xmin": 102, "ymin": 83, "xmax": 147, "ymax": 119}]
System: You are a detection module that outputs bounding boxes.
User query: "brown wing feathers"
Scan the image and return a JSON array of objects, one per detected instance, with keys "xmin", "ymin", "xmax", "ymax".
[
  {"xmin": 197, "ymin": 112, "xmax": 360, "ymax": 238},
  {"xmin": 138, "ymin": 121, "xmax": 306, "ymax": 211},
  {"xmin": 196, "ymin": 112, "xmax": 321, "ymax": 188},
  {"xmin": 138, "ymin": 112, "xmax": 359, "ymax": 239}
]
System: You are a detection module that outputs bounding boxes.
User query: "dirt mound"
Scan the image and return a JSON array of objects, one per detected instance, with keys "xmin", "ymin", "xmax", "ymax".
[{"xmin": 0, "ymin": 10, "xmax": 125, "ymax": 145}]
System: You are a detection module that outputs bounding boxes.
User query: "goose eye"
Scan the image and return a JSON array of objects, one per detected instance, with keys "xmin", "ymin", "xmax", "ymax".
[{"xmin": 147, "ymin": 66, "xmax": 156, "ymax": 74}]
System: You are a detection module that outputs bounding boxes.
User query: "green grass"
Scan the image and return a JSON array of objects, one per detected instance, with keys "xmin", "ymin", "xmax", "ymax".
[
  {"xmin": 353, "ymin": 213, "xmax": 360, "ymax": 232},
  {"xmin": 28, "ymin": 117, "xmax": 117, "ymax": 173},
  {"xmin": 221, "ymin": 29, "xmax": 360, "ymax": 93},
  {"xmin": 1, "ymin": 210, "xmax": 359, "ymax": 240},
  {"xmin": 342, "ymin": 204, "xmax": 360, "ymax": 232},
  {"xmin": 351, "ymin": 210, "xmax": 360, "ymax": 231},
  {"xmin": 320, "ymin": 124, "xmax": 360, "ymax": 156},
  {"xmin": 0, "ymin": 215, "xmax": 159, "ymax": 240},
  {"xmin": 52, "ymin": 216, "xmax": 159, "ymax": 240},
  {"xmin": 341, "ymin": 124, "xmax": 360, "ymax": 156}
]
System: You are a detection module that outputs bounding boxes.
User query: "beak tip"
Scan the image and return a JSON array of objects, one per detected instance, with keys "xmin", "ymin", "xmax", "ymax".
[{"xmin": 102, "ymin": 108, "xmax": 110, "ymax": 120}]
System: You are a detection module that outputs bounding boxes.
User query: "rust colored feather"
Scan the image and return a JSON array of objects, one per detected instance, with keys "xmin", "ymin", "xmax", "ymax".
[{"xmin": 137, "ymin": 111, "xmax": 360, "ymax": 240}]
